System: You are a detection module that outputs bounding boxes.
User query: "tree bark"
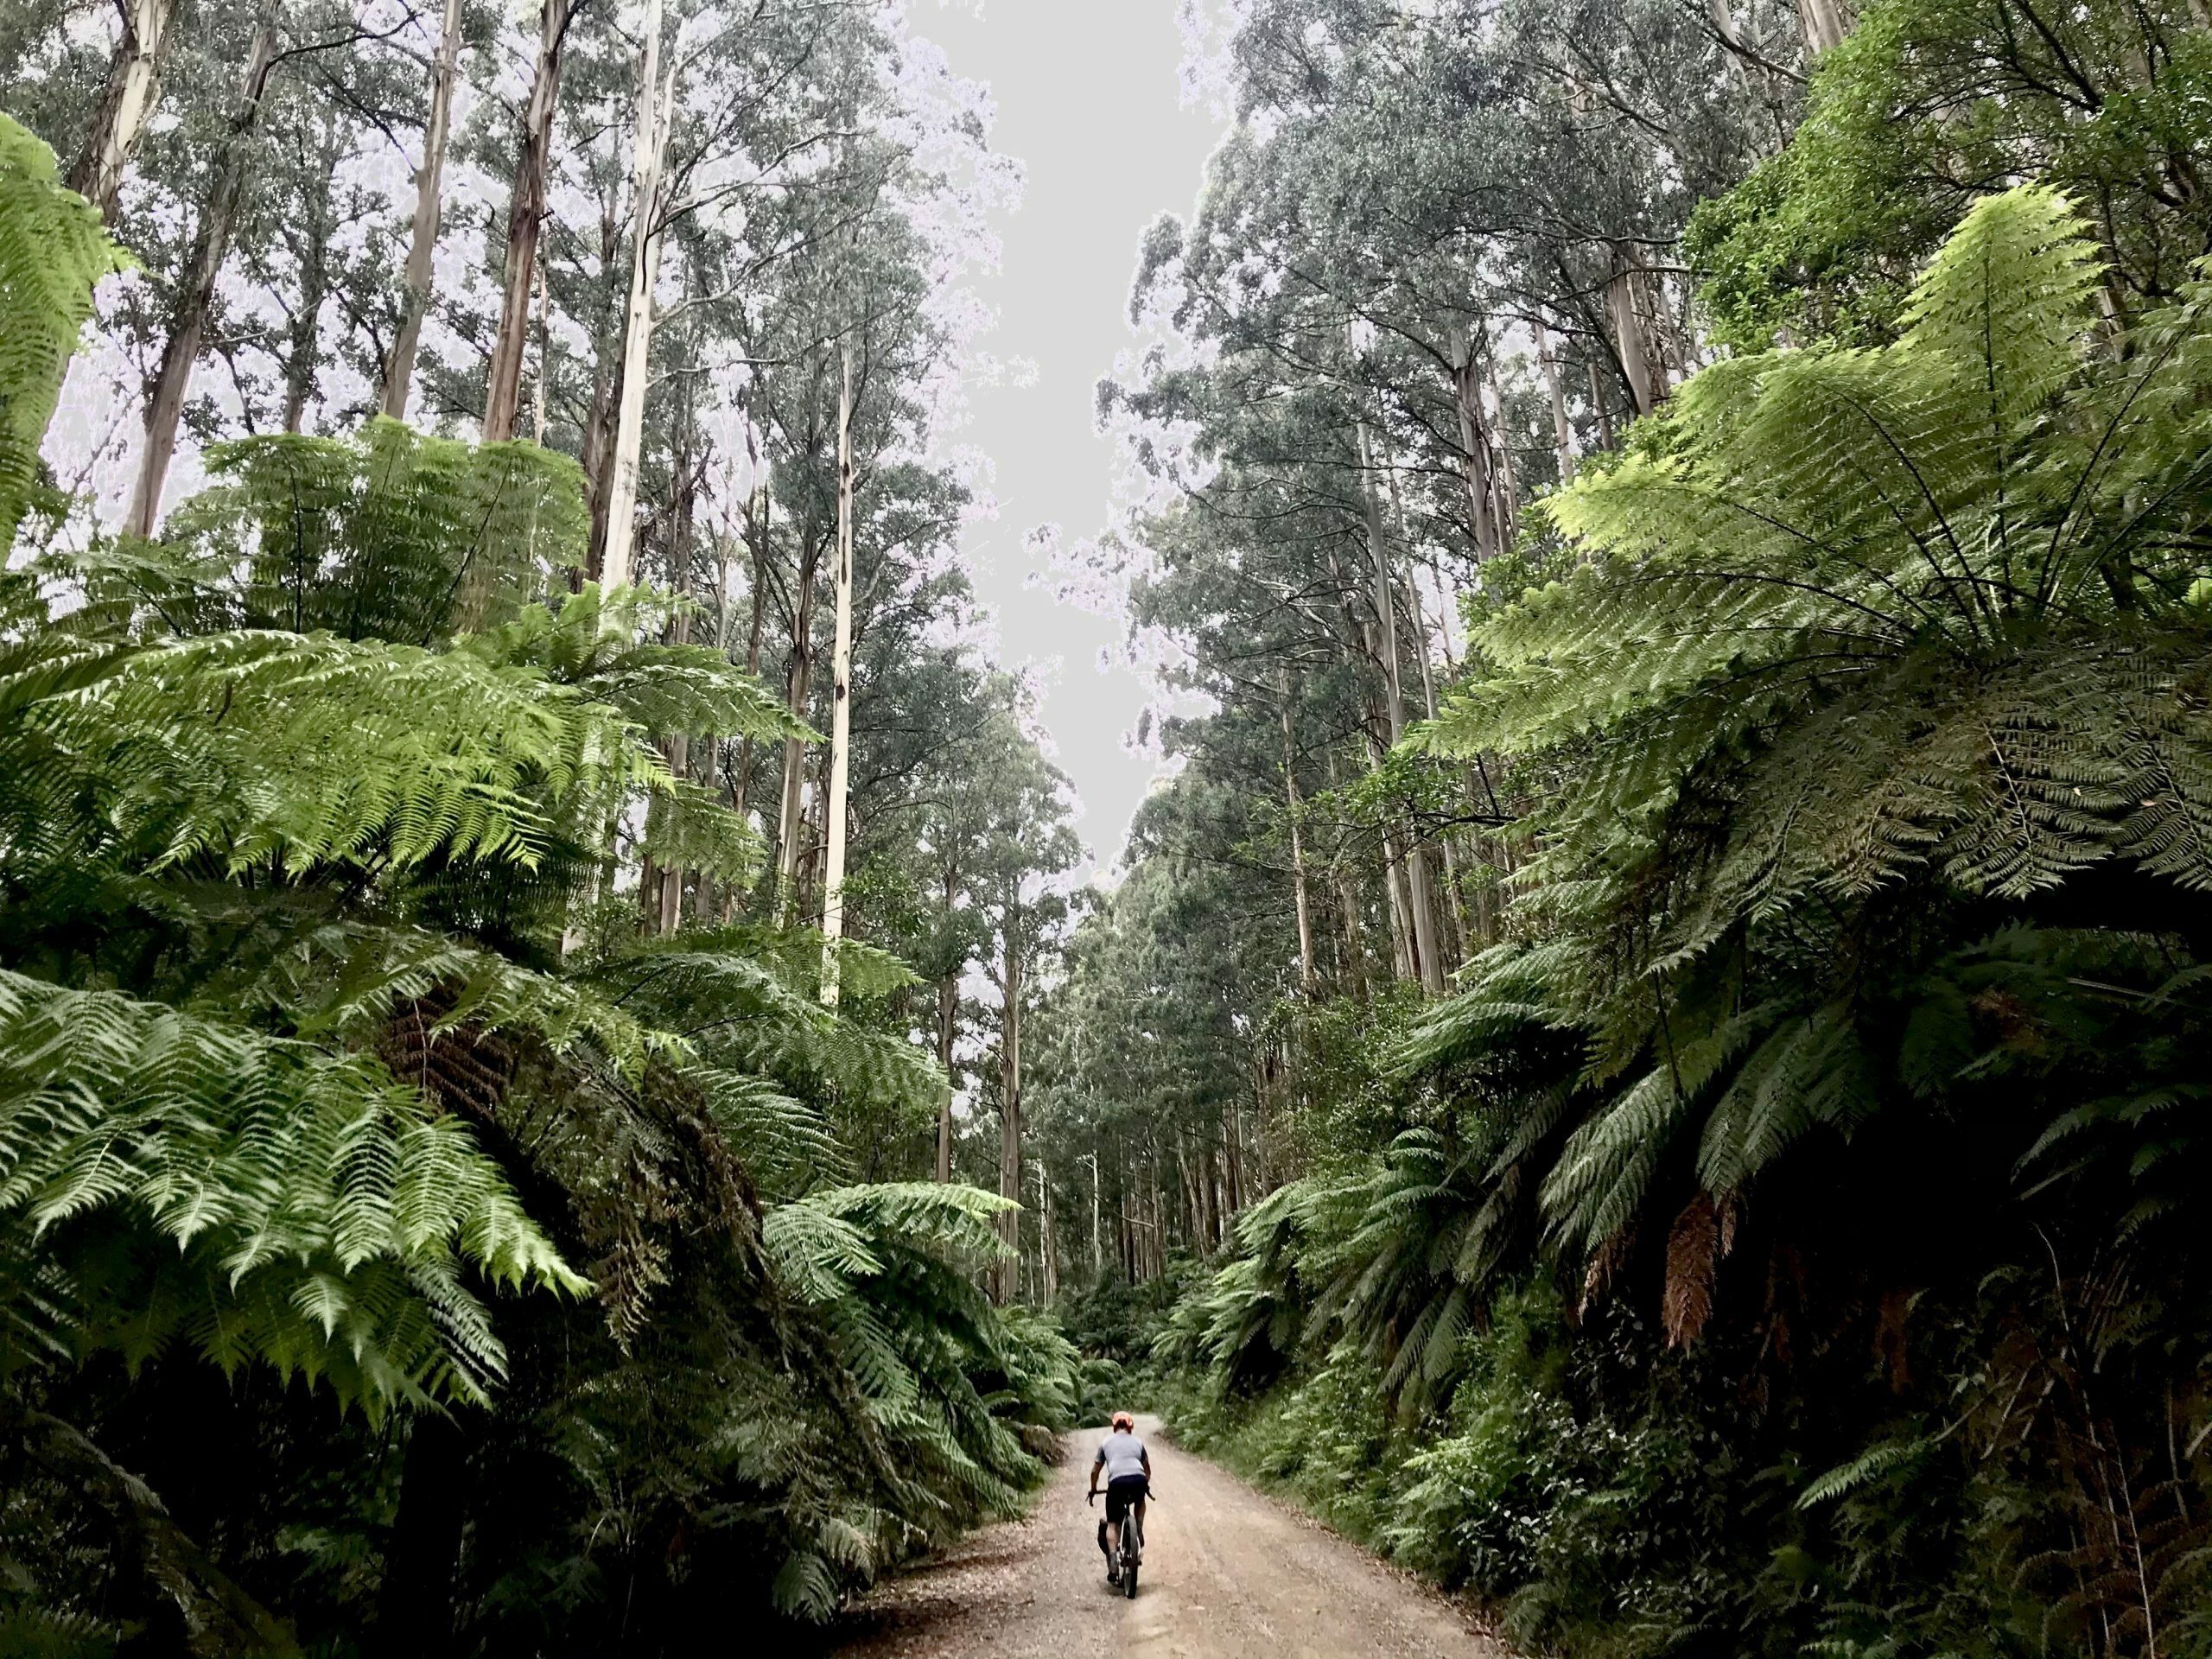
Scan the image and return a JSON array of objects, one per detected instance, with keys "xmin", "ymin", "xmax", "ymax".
[
  {"xmin": 599, "ymin": 0, "xmax": 676, "ymax": 591},
  {"xmin": 1355, "ymin": 419, "xmax": 1445, "ymax": 994},
  {"xmin": 1038, "ymin": 1159, "xmax": 1057, "ymax": 1304},
  {"xmin": 1606, "ymin": 249, "xmax": 1661, "ymax": 418},
  {"xmin": 580, "ymin": 334, "xmax": 618, "ymax": 579},
  {"xmin": 774, "ymin": 514, "xmax": 821, "ymax": 920},
  {"xmin": 379, "ymin": 0, "xmax": 463, "ymax": 423},
  {"xmin": 531, "ymin": 251, "xmax": 551, "ymax": 447},
  {"xmin": 1279, "ymin": 674, "xmax": 1316, "ymax": 996},
  {"xmin": 1535, "ymin": 320, "xmax": 1578, "ymax": 483},
  {"xmin": 732, "ymin": 482, "xmax": 768, "ymax": 817},
  {"xmin": 125, "ymin": 20, "xmax": 276, "ymax": 540},
  {"xmin": 481, "ymin": 0, "xmax": 575, "ymax": 443},
  {"xmin": 935, "ymin": 969, "xmax": 957, "ymax": 1182},
  {"xmin": 68, "ymin": 0, "xmax": 173, "ymax": 225},
  {"xmin": 818, "ymin": 349, "xmax": 855, "ymax": 1005},
  {"xmin": 278, "ymin": 124, "xmax": 340, "ymax": 435},
  {"xmin": 1324, "ymin": 743, "xmax": 1367, "ymax": 1001},
  {"xmin": 996, "ymin": 899, "xmax": 1023, "ymax": 1302},
  {"xmin": 1447, "ymin": 329, "xmax": 1500, "ymax": 559},
  {"xmin": 1796, "ymin": 0, "xmax": 1853, "ymax": 53},
  {"xmin": 1589, "ymin": 354, "xmax": 1617, "ymax": 451}
]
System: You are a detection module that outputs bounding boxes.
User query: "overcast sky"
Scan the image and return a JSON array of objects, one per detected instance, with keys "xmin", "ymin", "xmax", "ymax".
[{"xmin": 912, "ymin": 1, "xmax": 1225, "ymax": 869}]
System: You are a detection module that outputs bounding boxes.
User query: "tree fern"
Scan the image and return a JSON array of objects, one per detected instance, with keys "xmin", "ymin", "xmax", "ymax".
[
  {"xmin": 0, "ymin": 969, "xmax": 582, "ymax": 1415},
  {"xmin": 0, "ymin": 116, "xmax": 126, "ymax": 549},
  {"xmin": 1394, "ymin": 188, "xmax": 2212, "ymax": 1344}
]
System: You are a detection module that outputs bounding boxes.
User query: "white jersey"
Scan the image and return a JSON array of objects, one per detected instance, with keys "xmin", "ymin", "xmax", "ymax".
[{"xmin": 1097, "ymin": 1428, "xmax": 1147, "ymax": 1482}]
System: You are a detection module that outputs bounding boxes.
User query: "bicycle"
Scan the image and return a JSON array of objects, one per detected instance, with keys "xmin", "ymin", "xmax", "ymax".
[
  {"xmin": 1090, "ymin": 1484, "xmax": 1152, "ymax": 1599},
  {"xmin": 1117, "ymin": 1497, "xmax": 1145, "ymax": 1598}
]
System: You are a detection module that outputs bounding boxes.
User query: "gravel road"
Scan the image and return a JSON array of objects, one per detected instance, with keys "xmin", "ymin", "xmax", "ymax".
[{"xmin": 823, "ymin": 1418, "xmax": 1512, "ymax": 1659}]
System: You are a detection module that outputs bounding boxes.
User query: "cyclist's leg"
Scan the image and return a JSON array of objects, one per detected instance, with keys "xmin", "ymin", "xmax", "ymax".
[{"xmin": 1130, "ymin": 1497, "xmax": 1146, "ymax": 1555}]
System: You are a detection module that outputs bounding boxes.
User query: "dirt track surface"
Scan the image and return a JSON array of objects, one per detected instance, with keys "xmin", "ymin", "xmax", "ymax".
[{"xmin": 824, "ymin": 1417, "xmax": 1513, "ymax": 1659}]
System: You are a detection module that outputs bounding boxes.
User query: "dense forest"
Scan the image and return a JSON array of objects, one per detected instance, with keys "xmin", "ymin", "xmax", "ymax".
[
  {"xmin": 1030, "ymin": 0, "xmax": 2212, "ymax": 1654},
  {"xmin": 4, "ymin": 0, "xmax": 2212, "ymax": 1652}
]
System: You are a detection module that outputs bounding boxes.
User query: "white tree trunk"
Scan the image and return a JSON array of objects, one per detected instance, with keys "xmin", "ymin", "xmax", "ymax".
[
  {"xmin": 531, "ymin": 251, "xmax": 550, "ymax": 444},
  {"xmin": 819, "ymin": 350, "xmax": 856, "ymax": 1006},
  {"xmin": 1279, "ymin": 672, "xmax": 1316, "ymax": 995},
  {"xmin": 379, "ymin": 0, "xmax": 464, "ymax": 423},
  {"xmin": 997, "ymin": 904, "xmax": 1023, "ymax": 1302},
  {"xmin": 1535, "ymin": 321, "xmax": 1579, "ymax": 482},
  {"xmin": 1607, "ymin": 251, "xmax": 1660, "ymax": 418},
  {"xmin": 1797, "ymin": 0, "xmax": 1853, "ymax": 53},
  {"xmin": 599, "ymin": 0, "xmax": 676, "ymax": 593},
  {"xmin": 482, "ymin": 0, "xmax": 573, "ymax": 443},
  {"xmin": 69, "ymin": 0, "xmax": 172, "ymax": 224},
  {"xmin": 125, "ymin": 22, "xmax": 276, "ymax": 540}
]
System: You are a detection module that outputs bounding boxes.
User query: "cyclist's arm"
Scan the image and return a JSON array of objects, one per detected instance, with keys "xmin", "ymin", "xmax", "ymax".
[
  {"xmin": 1141, "ymin": 1447, "xmax": 1152, "ymax": 1476},
  {"xmin": 1088, "ymin": 1450, "xmax": 1105, "ymax": 1496}
]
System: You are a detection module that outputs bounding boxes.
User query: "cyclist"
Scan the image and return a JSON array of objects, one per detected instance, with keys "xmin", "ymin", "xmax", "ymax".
[{"xmin": 1086, "ymin": 1410, "xmax": 1151, "ymax": 1584}]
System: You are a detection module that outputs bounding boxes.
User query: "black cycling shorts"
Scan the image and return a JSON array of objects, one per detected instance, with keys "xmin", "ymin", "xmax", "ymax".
[{"xmin": 1105, "ymin": 1473, "xmax": 1148, "ymax": 1524}]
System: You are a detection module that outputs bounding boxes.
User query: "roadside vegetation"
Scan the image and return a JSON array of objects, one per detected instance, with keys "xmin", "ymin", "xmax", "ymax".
[{"xmin": 1028, "ymin": 3, "xmax": 2212, "ymax": 1654}]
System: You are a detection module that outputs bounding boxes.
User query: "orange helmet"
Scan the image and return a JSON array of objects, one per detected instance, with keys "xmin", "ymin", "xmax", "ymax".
[{"xmin": 1111, "ymin": 1410, "xmax": 1135, "ymax": 1431}]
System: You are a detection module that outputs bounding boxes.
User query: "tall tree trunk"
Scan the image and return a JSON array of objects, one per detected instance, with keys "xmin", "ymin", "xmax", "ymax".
[
  {"xmin": 1589, "ymin": 354, "xmax": 1617, "ymax": 451},
  {"xmin": 1325, "ymin": 744, "xmax": 1367, "ymax": 1001},
  {"xmin": 1535, "ymin": 320, "xmax": 1578, "ymax": 483},
  {"xmin": 774, "ymin": 518, "xmax": 821, "ymax": 921},
  {"xmin": 531, "ymin": 251, "xmax": 551, "ymax": 447},
  {"xmin": 580, "ymin": 241, "xmax": 619, "ymax": 579},
  {"xmin": 68, "ymin": 0, "xmax": 173, "ymax": 225},
  {"xmin": 1447, "ymin": 329, "xmax": 1500, "ymax": 559},
  {"xmin": 935, "ymin": 967, "xmax": 957, "ymax": 1183},
  {"xmin": 818, "ymin": 349, "xmax": 855, "ymax": 1005},
  {"xmin": 1396, "ymin": 556, "xmax": 1471, "ymax": 972},
  {"xmin": 599, "ymin": 0, "xmax": 676, "ymax": 592},
  {"xmin": 1796, "ymin": 0, "xmax": 1853, "ymax": 52},
  {"xmin": 1484, "ymin": 360, "xmax": 1520, "ymax": 540},
  {"xmin": 378, "ymin": 0, "xmax": 463, "ymax": 423},
  {"xmin": 1200, "ymin": 1139, "xmax": 1221, "ymax": 1252},
  {"xmin": 1088, "ymin": 1153, "xmax": 1102, "ymax": 1279},
  {"xmin": 996, "ymin": 901, "xmax": 1023, "ymax": 1302},
  {"xmin": 1038, "ymin": 1159, "xmax": 1057, "ymax": 1305},
  {"xmin": 732, "ymin": 483, "xmax": 768, "ymax": 818},
  {"xmin": 1222, "ymin": 1099, "xmax": 1243, "ymax": 1219},
  {"xmin": 278, "ymin": 130, "xmax": 339, "ymax": 435},
  {"xmin": 481, "ymin": 0, "xmax": 575, "ymax": 443},
  {"xmin": 1356, "ymin": 419, "xmax": 1445, "ymax": 994},
  {"xmin": 1606, "ymin": 249, "xmax": 1661, "ymax": 418},
  {"xmin": 1279, "ymin": 675, "xmax": 1316, "ymax": 996},
  {"xmin": 125, "ymin": 20, "xmax": 276, "ymax": 540}
]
